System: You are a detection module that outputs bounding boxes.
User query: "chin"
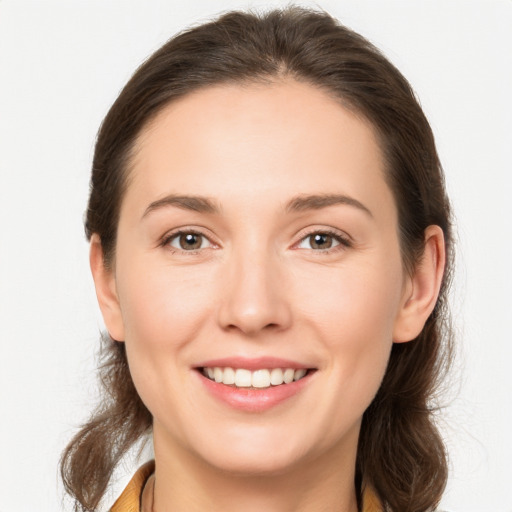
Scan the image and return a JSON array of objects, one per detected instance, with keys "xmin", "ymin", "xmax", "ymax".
[
  {"xmin": 202, "ymin": 446, "xmax": 306, "ymax": 477},
  {"xmin": 187, "ymin": 423, "xmax": 324, "ymax": 477}
]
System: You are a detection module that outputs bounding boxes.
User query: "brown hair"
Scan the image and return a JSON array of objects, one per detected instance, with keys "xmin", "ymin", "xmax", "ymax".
[{"xmin": 61, "ymin": 6, "xmax": 453, "ymax": 511}]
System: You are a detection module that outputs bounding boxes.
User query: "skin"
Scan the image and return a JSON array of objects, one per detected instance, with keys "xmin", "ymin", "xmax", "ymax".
[{"xmin": 91, "ymin": 80, "xmax": 445, "ymax": 512}]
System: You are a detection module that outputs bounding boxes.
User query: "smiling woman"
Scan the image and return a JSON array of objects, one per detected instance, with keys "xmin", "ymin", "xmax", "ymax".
[{"xmin": 60, "ymin": 6, "xmax": 453, "ymax": 512}]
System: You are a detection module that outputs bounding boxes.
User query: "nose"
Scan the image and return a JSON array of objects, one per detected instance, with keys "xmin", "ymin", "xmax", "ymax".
[{"xmin": 216, "ymin": 247, "xmax": 292, "ymax": 336}]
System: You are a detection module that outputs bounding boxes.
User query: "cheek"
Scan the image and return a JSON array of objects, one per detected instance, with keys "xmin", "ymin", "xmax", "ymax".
[
  {"xmin": 115, "ymin": 262, "xmax": 220, "ymax": 417},
  {"xmin": 294, "ymin": 257, "xmax": 403, "ymax": 395},
  {"xmin": 116, "ymin": 261, "xmax": 216, "ymax": 347},
  {"xmin": 113, "ymin": 256, "xmax": 219, "ymax": 392},
  {"xmin": 297, "ymin": 256, "xmax": 403, "ymax": 342}
]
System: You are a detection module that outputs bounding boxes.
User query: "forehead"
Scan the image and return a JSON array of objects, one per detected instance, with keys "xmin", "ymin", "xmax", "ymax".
[{"xmin": 125, "ymin": 80, "xmax": 395, "ymax": 222}]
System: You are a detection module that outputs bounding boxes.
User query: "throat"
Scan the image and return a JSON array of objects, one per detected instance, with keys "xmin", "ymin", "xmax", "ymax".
[{"xmin": 147, "ymin": 458, "xmax": 359, "ymax": 512}]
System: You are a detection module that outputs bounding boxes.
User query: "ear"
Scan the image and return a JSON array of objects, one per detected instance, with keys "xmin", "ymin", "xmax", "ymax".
[
  {"xmin": 393, "ymin": 225, "xmax": 446, "ymax": 343},
  {"xmin": 90, "ymin": 234, "xmax": 125, "ymax": 342}
]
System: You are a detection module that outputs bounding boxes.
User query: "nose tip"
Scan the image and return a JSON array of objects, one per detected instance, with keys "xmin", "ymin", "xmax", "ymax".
[
  {"xmin": 223, "ymin": 309, "xmax": 281, "ymax": 336},
  {"xmin": 216, "ymin": 258, "xmax": 292, "ymax": 336}
]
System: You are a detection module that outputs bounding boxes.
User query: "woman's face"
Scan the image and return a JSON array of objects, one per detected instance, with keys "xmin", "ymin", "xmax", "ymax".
[{"xmin": 98, "ymin": 80, "xmax": 416, "ymax": 475}]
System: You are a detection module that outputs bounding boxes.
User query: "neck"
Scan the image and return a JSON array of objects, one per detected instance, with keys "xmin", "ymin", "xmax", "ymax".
[{"xmin": 150, "ymin": 425, "xmax": 359, "ymax": 512}]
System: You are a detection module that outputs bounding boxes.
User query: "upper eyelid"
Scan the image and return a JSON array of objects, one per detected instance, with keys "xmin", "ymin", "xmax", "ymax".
[
  {"xmin": 161, "ymin": 226, "xmax": 216, "ymax": 241},
  {"xmin": 158, "ymin": 225, "xmax": 352, "ymax": 249},
  {"xmin": 160, "ymin": 228, "xmax": 219, "ymax": 251},
  {"xmin": 294, "ymin": 226, "xmax": 353, "ymax": 244},
  {"xmin": 296, "ymin": 234, "xmax": 350, "ymax": 250}
]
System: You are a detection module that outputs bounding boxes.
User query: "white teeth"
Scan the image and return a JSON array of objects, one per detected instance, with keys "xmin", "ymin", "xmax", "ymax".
[
  {"xmin": 235, "ymin": 369, "xmax": 252, "ymax": 387},
  {"xmin": 270, "ymin": 368, "xmax": 284, "ymax": 385},
  {"xmin": 213, "ymin": 367, "xmax": 223, "ymax": 383},
  {"xmin": 202, "ymin": 366, "xmax": 309, "ymax": 388},
  {"xmin": 222, "ymin": 367, "xmax": 235, "ymax": 385},
  {"xmin": 283, "ymin": 368, "xmax": 295, "ymax": 384},
  {"xmin": 252, "ymin": 369, "xmax": 270, "ymax": 388},
  {"xmin": 294, "ymin": 369, "xmax": 307, "ymax": 381}
]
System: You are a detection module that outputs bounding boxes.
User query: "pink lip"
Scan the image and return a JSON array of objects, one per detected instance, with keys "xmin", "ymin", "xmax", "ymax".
[
  {"xmin": 195, "ymin": 356, "xmax": 311, "ymax": 370},
  {"xmin": 194, "ymin": 367, "xmax": 315, "ymax": 413}
]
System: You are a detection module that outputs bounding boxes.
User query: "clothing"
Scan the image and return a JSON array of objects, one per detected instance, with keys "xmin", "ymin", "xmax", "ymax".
[
  {"xmin": 111, "ymin": 460, "xmax": 155, "ymax": 512},
  {"xmin": 110, "ymin": 460, "xmax": 383, "ymax": 512}
]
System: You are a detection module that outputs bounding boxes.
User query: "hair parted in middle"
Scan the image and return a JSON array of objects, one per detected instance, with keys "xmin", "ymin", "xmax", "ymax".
[{"xmin": 61, "ymin": 7, "xmax": 453, "ymax": 512}]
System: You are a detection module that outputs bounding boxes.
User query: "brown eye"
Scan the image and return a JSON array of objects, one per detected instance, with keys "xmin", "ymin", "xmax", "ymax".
[
  {"xmin": 309, "ymin": 233, "xmax": 333, "ymax": 249},
  {"xmin": 168, "ymin": 232, "xmax": 210, "ymax": 251},
  {"xmin": 297, "ymin": 232, "xmax": 345, "ymax": 251}
]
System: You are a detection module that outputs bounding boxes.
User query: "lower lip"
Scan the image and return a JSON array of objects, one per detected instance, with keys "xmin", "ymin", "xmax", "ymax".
[{"xmin": 196, "ymin": 371, "xmax": 314, "ymax": 412}]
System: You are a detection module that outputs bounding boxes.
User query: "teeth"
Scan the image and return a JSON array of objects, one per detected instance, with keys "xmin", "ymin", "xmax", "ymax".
[
  {"xmin": 202, "ymin": 367, "xmax": 309, "ymax": 388},
  {"xmin": 270, "ymin": 368, "xmax": 284, "ymax": 385},
  {"xmin": 294, "ymin": 369, "xmax": 307, "ymax": 381},
  {"xmin": 283, "ymin": 368, "xmax": 295, "ymax": 384},
  {"xmin": 252, "ymin": 369, "xmax": 270, "ymax": 388},
  {"xmin": 235, "ymin": 369, "xmax": 252, "ymax": 387},
  {"xmin": 223, "ymin": 367, "xmax": 235, "ymax": 385}
]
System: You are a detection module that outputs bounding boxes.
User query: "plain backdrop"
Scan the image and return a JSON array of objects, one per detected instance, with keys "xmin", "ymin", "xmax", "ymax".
[{"xmin": 0, "ymin": 1, "xmax": 511, "ymax": 510}]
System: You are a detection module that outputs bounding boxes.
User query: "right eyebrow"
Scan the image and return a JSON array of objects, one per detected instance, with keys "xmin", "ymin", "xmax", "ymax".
[{"xmin": 141, "ymin": 194, "xmax": 220, "ymax": 219}]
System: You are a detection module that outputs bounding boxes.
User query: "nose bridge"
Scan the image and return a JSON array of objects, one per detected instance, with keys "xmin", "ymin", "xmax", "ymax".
[{"xmin": 217, "ymin": 236, "xmax": 291, "ymax": 335}]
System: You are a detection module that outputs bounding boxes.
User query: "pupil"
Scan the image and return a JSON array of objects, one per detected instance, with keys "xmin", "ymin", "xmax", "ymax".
[
  {"xmin": 180, "ymin": 233, "xmax": 201, "ymax": 250},
  {"xmin": 312, "ymin": 234, "xmax": 332, "ymax": 249}
]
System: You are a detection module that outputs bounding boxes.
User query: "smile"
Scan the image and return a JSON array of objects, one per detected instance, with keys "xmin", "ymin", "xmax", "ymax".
[
  {"xmin": 194, "ymin": 357, "xmax": 317, "ymax": 412},
  {"xmin": 201, "ymin": 367, "xmax": 309, "ymax": 388}
]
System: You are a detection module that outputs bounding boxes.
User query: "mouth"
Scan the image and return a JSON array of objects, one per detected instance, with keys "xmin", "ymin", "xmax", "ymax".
[
  {"xmin": 199, "ymin": 366, "xmax": 312, "ymax": 389},
  {"xmin": 194, "ymin": 357, "xmax": 317, "ymax": 411}
]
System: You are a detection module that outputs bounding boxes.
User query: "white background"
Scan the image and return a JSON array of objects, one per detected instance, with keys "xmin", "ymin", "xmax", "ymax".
[{"xmin": 0, "ymin": 1, "xmax": 511, "ymax": 511}]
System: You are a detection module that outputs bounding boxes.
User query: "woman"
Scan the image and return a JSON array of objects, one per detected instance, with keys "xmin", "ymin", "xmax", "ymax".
[{"xmin": 61, "ymin": 6, "xmax": 453, "ymax": 512}]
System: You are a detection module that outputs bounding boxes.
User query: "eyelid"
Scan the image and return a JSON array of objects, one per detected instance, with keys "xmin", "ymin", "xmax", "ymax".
[
  {"xmin": 159, "ymin": 226, "xmax": 219, "ymax": 253},
  {"xmin": 158, "ymin": 225, "xmax": 352, "ymax": 254},
  {"xmin": 292, "ymin": 227, "xmax": 353, "ymax": 251}
]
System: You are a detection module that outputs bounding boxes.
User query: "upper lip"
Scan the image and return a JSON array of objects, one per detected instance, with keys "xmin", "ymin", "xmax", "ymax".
[{"xmin": 195, "ymin": 356, "xmax": 313, "ymax": 371}]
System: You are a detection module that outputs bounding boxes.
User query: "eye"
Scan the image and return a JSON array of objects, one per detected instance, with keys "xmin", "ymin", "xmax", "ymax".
[
  {"xmin": 166, "ymin": 231, "xmax": 212, "ymax": 251},
  {"xmin": 296, "ymin": 231, "xmax": 349, "ymax": 251}
]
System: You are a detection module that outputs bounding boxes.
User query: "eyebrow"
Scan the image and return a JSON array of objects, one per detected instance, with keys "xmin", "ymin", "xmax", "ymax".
[
  {"xmin": 285, "ymin": 194, "xmax": 373, "ymax": 217},
  {"xmin": 142, "ymin": 194, "xmax": 220, "ymax": 218},
  {"xmin": 142, "ymin": 192, "xmax": 372, "ymax": 219}
]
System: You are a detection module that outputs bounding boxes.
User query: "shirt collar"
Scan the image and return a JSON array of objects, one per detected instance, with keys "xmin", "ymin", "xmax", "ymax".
[{"xmin": 110, "ymin": 461, "xmax": 383, "ymax": 512}]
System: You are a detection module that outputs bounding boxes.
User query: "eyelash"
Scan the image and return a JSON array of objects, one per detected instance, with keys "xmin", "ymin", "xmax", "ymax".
[
  {"xmin": 294, "ymin": 228, "xmax": 352, "ymax": 253},
  {"xmin": 160, "ymin": 229, "xmax": 215, "ymax": 254},
  {"xmin": 160, "ymin": 228, "xmax": 352, "ymax": 254}
]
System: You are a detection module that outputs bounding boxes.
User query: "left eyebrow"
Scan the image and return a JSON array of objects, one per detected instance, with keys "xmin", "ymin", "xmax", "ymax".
[
  {"xmin": 285, "ymin": 194, "xmax": 373, "ymax": 218},
  {"xmin": 142, "ymin": 194, "xmax": 220, "ymax": 219}
]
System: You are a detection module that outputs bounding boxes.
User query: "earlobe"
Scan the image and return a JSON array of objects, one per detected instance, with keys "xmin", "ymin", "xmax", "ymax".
[
  {"xmin": 89, "ymin": 234, "xmax": 125, "ymax": 342},
  {"xmin": 393, "ymin": 225, "xmax": 446, "ymax": 343}
]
